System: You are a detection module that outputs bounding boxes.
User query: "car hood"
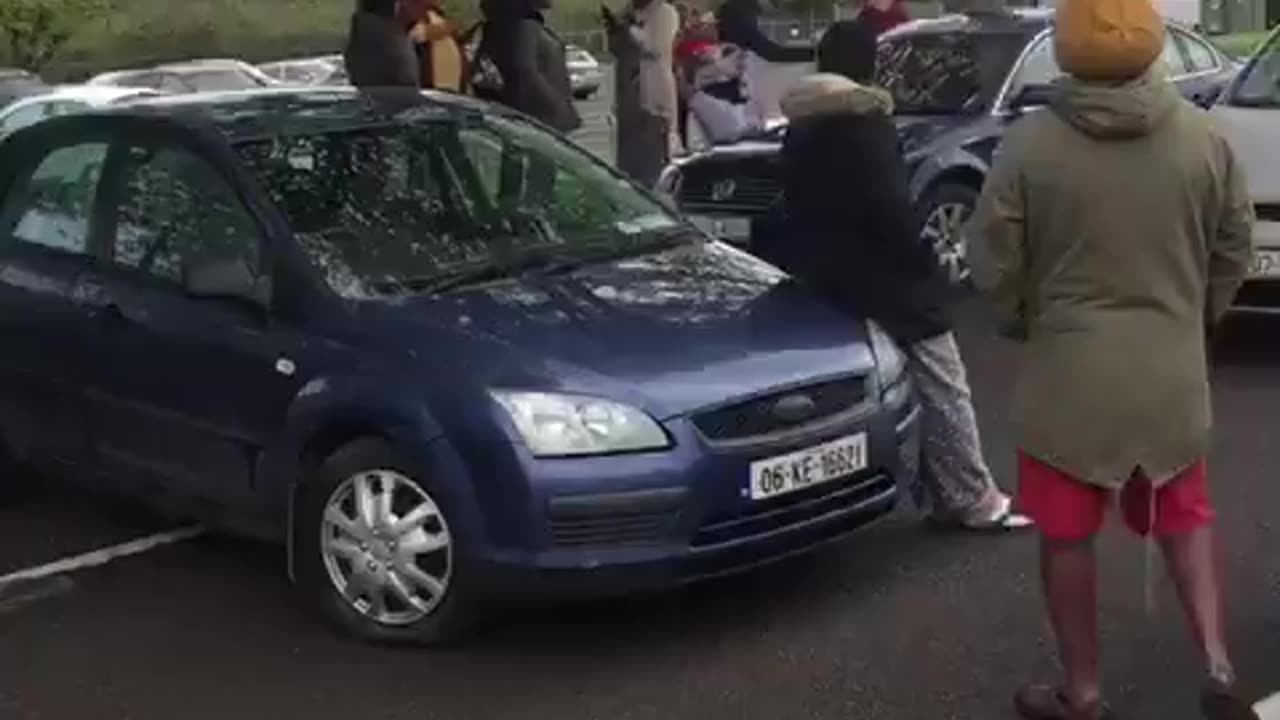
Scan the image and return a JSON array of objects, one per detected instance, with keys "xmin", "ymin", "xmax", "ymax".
[{"xmin": 380, "ymin": 241, "xmax": 877, "ymax": 418}]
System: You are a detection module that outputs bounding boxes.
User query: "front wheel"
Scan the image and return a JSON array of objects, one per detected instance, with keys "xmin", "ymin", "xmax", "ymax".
[
  {"xmin": 295, "ymin": 438, "xmax": 476, "ymax": 646},
  {"xmin": 919, "ymin": 183, "xmax": 978, "ymax": 286}
]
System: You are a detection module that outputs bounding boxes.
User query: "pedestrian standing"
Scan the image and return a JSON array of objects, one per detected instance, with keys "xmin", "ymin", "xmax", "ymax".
[
  {"xmin": 604, "ymin": 0, "xmax": 680, "ymax": 187},
  {"xmin": 754, "ymin": 19, "xmax": 1030, "ymax": 532},
  {"xmin": 481, "ymin": 0, "xmax": 581, "ymax": 133},
  {"xmin": 715, "ymin": 0, "xmax": 814, "ymax": 128},
  {"xmin": 406, "ymin": 0, "xmax": 466, "ymax": 92},
  {"xmin": 343, "ymin": 0, "xmax": 421, "ymax": 89},
  {"xmin": 969, "ymin": 0, "xmax": 1257, "ymax": 715}
]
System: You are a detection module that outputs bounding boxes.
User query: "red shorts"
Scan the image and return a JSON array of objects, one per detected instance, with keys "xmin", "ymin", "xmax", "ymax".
[{"xmin": 1017, "ymin": 452, "xmax": 1215, "ymax": 542}]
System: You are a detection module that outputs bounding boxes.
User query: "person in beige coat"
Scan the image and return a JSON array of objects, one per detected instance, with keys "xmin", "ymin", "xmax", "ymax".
[{"xmin": 969, "ymin": 0, "xmax": 1256, "ymax": 715}]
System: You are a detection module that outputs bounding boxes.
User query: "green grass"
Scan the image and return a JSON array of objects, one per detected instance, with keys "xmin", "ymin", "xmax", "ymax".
[
  {"xmin": 1210, "ymin": 30, "xmax": 1274, "ymax": 59},
  {"xmin": 4, "ymin": 0, "xmax": 617, "ymax": 80}
]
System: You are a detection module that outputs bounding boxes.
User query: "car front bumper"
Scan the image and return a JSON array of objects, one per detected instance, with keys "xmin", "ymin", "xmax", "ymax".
[
  {"xmin": 474, "ymin": 392, "xmax": 919, "ymax": 599},
  {"xmin": 1232, "ymin": 220, "xmax": 1280, "ymax": 314}
]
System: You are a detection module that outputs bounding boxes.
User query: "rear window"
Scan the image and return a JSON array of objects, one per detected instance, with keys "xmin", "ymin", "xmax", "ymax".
[{"xmin": 876, "ymin": 31, "xmax": 1027, "ymax": 114}]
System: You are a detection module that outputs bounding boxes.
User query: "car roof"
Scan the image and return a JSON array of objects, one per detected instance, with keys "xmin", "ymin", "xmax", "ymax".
[
  {"xmin": 21, "ymin": 84, "xmax": 160, "ymax": 104},
  {"xmin": 77, "ymin": 86, "xmax": 502, "ymax": 145},
  {"xmin": 881, "ymin": 8, "xmax": 1053, "ymax": 40}
]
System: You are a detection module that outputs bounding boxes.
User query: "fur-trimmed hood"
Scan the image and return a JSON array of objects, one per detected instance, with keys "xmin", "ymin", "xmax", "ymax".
[{"xmin": 780, "ymin": 73, "xmax": 894, "ymax": 120}]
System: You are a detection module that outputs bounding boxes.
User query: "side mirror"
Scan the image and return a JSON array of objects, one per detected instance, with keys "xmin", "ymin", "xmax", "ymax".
[
  {"xmin": 182, "ymin": 256, "xmax": 272, "ymax": 308},
  {"xmin": 1006, "ymin": 83, "xmax": 1055, "ymax": 112}
]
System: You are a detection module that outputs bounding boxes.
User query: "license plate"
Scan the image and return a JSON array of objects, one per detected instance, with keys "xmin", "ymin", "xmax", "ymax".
[
  {"xmin": 1249, "ymin": 249, "xmax": 1280, "ymax": 278},
  {"xmin": 748, "ymin": 433, "xmax": 868, "ymax": 501},
  {"xmin": 689, "ymin": 215, "xmax": 751, "ymax": 243}
]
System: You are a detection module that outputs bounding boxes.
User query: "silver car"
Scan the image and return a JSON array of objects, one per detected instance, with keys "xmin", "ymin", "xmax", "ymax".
[
  {"xmin": 566, "ymin": 45, "xmax": 603, "ymax": 100},
  {"xmin": 0, "ymin": 85, "xmax": 160, "ymax": 139}
]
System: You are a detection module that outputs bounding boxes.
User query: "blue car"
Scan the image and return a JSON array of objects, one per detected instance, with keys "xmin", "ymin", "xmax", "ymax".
[{"xmin": 0, "ymin": 88, "xmax": 917, "ymax": 644}]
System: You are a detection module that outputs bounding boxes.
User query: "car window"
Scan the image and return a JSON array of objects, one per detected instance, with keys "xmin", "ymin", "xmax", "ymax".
[
  {"xmin": 0, "ymin": 141, "xmax": 108, "ymax": 255},
  {"xmin": 111, "ymin": 143, "xmax": 261, "ymax": 283},
  {"xmin": 0, "ymin": 102, "xmax": 48, "ymax": 134},
  {"xmin": 182, "ymin": 69, "xmax": 264, "ymax": 92},
  {"xmin": 877, "ymin": 31, "xmax": 1027, "ymax": 114},
  {"xmin": 1230, "ymin": 32, "xmax": 1280, "ymax": 108},
  {"xmin": 235, "ymin": 112, "xmax": 682, "ymax": 299},
  {"xmin": 1161, "ymin": 33, "xmax": 1190, "ymax": 75},
  {"xmin": 1010, "ymin": 28, "xmax": 1188, "ymax": 98},
  {"xmin": 1177, "ymin": 31, "xmax": 1220, "ymax": 72}
]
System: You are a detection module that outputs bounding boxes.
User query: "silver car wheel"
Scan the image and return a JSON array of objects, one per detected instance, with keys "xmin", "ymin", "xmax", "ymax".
[
  {"xmin": 921, "ymin": 201, "xmax": 973, "ymax": 285},
  {"xmin": 320, "ymin": 469, "xmax": 452, "ymax": 627}
]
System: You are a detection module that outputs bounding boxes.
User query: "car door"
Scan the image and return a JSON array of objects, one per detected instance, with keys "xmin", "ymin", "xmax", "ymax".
[
  {"xmin": 1169, "ymin": 28, "xmax": 1230, "ymax": 107},
  {"xmin": 0, "ymin": 133, "xmax": 110, "ymax": 467},
  {"xmin": 78, "ymin": 133, "xmax": 311, "ymax": 504}
]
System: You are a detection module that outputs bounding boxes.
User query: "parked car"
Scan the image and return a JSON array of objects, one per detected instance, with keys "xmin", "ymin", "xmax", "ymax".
[
  {"xmin": 566, "ymin": 45, "xmax": 603, "ymax": 99},
  {"xmin": 1213, "ymin": 25, "xmax": 1280, "ymax": 313},
  {"xmin": 88, "ymin": 59, "xmax": 277, "ymax": 94},
  {"xmin": 259, "ymin": 55, "xmax": 348, "ymax": 86},
  {"xmin": 0, "ymin": 69, "xmax": 49, "ymax": 109},
  {"xmin": 0, "ymin": 87, "xmax": 917, "ymax": 644},
  {"xmin": 658, "ymin": 8, "xmax": 1237, "ymax": 284},
  {"xmin": 0, "ymin": 85, "xmax": 161, "ymax": 139}
]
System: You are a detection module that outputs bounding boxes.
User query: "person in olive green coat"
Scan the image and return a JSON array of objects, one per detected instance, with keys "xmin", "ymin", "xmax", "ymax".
[{"xmin": 970, "ymin": 0, "xmax": 1255, "ymax": 715}]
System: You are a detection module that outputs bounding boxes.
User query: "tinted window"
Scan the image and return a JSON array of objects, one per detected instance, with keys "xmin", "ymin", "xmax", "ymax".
[
  {"xmin": 877, "ymin": 31, "xmax": 1027, "ymax": 114},
  {"xmin": 0, "ymin": 142, "xmax": 107, "ymax": 254},
  {"xmin": 1232, "ymin": 32, "xmax": 1280, "ymax": 108},
  {"xmin": 111, "ymin": 144, "xmax": 260, "ymax": 282},
  {"xmin": 1178, "ymin": 32, "xmax": 1220, "ymax": 72},
  {"xmin": 0, "ymin": 102, "xmax": 49, "ymax": 135},
  {"xmin": 236, "ymin": 112, "xmax": 682, "ymax": 299}
]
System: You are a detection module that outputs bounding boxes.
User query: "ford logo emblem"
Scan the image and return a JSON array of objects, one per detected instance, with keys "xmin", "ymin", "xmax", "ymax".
[
  {"xmin": 770, "ymin": 394, "xmax": 817, "ymax": 423},
  {"xmin": 710, "ymin": 179, "xmax": 737, "ymax": 202}
]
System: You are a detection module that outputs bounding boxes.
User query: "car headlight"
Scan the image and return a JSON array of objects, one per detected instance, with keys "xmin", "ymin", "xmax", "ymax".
[
  {"xmin": 867, "ymin": 320, "xmax": 907, "ymax": 389},
  {"xmin": 491, "ymin": 391, "xmax": 670, "ymax": 457}
]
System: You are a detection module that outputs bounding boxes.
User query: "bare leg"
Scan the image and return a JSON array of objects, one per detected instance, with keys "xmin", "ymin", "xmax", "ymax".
[
  {"xmin": 1041, "ymin": 538, "xmax": 1103, "ymax": 709},
  {"xmin": 1160, "ymin": 526, "xmax": 1234, "ymax": 683}
]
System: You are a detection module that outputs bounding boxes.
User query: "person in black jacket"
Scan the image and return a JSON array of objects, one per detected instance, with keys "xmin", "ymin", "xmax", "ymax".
[
  {"xmin": 343, "ymin": 0, "xmax": 421, "ymax": 89},
  {"xmin": 755, "ymin": 19, "xmax": 1029, "ymax": 531},
  {"xmin": 480, "ymin": 0, "xmax": 582, "ymax": 133}
]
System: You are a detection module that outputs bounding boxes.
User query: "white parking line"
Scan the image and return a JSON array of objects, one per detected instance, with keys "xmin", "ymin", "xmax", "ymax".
[
  {"xmin": 0, "ymin": 526, "xmax": 204, "ymax": 591},
  {"xmin": 1256, "ymin": 691, "xmax": 1280, "ymax": 720}
]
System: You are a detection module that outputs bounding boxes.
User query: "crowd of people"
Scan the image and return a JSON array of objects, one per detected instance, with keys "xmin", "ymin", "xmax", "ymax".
[{"xmin": 340, "ymin": 0, "xmax": 1265, "ymax": 717}]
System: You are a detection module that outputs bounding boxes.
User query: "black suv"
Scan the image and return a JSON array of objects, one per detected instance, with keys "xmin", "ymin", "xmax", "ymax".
[{"xmin": 658, "ymin": 8, "xmax": 1237, "ymax": 284}]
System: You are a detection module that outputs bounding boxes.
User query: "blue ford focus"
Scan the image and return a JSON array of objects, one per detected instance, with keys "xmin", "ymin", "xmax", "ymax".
[{"xmin": 0, "ymin": 88, "xmax": 917, "ymax": 644}]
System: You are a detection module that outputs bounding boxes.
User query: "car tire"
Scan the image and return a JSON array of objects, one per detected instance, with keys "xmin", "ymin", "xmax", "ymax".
[
  {"xmin": 295, "ymin": 437, "xmax": 477, "ymax": 646},
  {"xmin": 919, "ymin": 182, "xmax": 979, "ymax": 287}
]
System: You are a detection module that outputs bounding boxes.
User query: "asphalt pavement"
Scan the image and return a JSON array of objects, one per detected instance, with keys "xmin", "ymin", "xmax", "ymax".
[{"xmin": 1, "ymin": 304, "xmax": 1277, "ymax": 720}]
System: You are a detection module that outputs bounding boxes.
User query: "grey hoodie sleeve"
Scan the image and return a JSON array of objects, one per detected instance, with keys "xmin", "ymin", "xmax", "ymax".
[
  {"xmin": 1207, "ymin": 135, "xmax": 1254, "ymax": 324},
  {"xmin": 970, "ymin": 129, "xmax": 1029, "ymax": 341}
]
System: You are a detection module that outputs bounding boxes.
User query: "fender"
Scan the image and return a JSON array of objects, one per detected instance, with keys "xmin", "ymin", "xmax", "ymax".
[
  {"xmin": 907, "ymin": 143, "xmax": 992, "ymax": 204},
  {"xmin": 252, "ymin": 372, "xmax": 463, "ymax": 580}
]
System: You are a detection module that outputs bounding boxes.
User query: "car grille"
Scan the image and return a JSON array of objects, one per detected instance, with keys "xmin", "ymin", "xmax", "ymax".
[
  {"xmin": 692, "ymin": 376, "xmax": 870, "ymax": 443},
  {"xmin": 677, "ymin": 155, "xmax": 782, "ymax": 216},
  {"xmin": 547, "ymin": 489, "xmax": 684, "ymax": 548},
  {"xmin": 690, "ymin": 472, "xmax": 895, "ymax": 549},
  {"xmin": 1256, "ymin": 203, "xmax": 1280, "ymax": 222}
]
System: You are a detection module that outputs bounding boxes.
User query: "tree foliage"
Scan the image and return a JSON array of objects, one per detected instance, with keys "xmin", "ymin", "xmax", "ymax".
[{"xmin": 0, "ymin": 0, "xmax": 108, "ymax": 71}]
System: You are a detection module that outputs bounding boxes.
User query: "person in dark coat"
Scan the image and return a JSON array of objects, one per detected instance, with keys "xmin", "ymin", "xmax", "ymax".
[
  {"xmin": 753, "ymin": 18, "xmax": 1029, "ymax": 531},
  {"xmin": 343, "ymin": 0, "xmax": 421, "ymax": 89},
  {"xmin": 480, "ymin": 0, "xmax": 581, "ymax": 133}
]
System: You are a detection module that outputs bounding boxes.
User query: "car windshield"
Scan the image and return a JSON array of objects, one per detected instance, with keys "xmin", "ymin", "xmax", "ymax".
[
  {"xmin": 235, "ymin": 108, "xmax": 685, "ymax": 299},
  {"xmin": 1230, "ymin": 31, "xmax": 1280, "ymax": 108},
  {"xmin": 876, "ymin": 31, "xmax": 1028, "ymax": 114}
]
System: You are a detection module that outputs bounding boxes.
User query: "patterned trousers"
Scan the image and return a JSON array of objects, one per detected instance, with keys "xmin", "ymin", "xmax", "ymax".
[{"xmin": 903, "ymin": 332, "xmax": 1005, "ymax": 522}]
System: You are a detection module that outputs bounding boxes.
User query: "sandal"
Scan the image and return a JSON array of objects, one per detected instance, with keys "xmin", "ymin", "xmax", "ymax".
[
  {"xmin": 1014, "ymin": 684, "xmax": 1115, "ymax": 720},
  {"xmin": 927, "ymin": 495, "xmax": 1035, "ymax": 532}
]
